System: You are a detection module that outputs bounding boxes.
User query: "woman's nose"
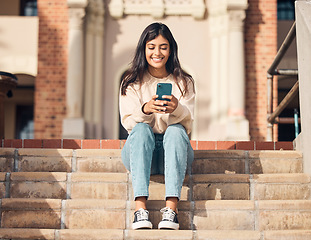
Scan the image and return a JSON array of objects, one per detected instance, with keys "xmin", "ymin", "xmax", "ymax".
[{"xmin": 154, "ymin": 47, "xmax": 161, "ymax": 55}]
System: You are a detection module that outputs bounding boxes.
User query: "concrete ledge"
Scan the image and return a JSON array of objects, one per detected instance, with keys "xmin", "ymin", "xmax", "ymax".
[
  {"xmin": 0, "ymin": 229, "xmax": 311, "ymax": 240},
  {"xmin": 0, "ymin": 139, "xmax": 294, "ymax": 150}
]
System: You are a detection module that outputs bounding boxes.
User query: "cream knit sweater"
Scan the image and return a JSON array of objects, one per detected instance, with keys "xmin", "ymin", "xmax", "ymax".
[{"xmin": 119, "ymin": 72, "xmax": 195, "ymax": 135}]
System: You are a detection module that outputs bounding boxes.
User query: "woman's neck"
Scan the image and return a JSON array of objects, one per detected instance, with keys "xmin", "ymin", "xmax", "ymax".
[{"xmin": 148, "ymin": 67, "xmax": 169, "ymax": 78}]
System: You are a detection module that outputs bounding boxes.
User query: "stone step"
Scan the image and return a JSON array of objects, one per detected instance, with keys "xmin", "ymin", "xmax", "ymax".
[
  {"xmin": 2, "ymin": 199, "xmax": 311, "ymax": 231},
  {"xmin": 1, "ymin": 172, "xmax": 309, "ymax": 201},
  {"xmin": 193, "ymin": 150, "xmax": 303, "ymax": 174},
  {"xmin": 0, "ymin": 148, "xmax": 303, "ymax": 174},
  {"xmin": 194, "ymin": 173, "xmax": 311, "ymax": 201},
  {"xmin": 0, "ymin": 228, "xmax": 56, "ymax": 240},
  {"xmin": 0, "ymin": 199, "xmax": 62, "ymax": 229},
  {"xmin": 193, "ymin": 200, "xmax": 311, "ymax": 231},
  {"xmin": 250, "ymin": 173, "xmax": 311, "ymax": 200},
  {"xmin": 262, "ymin": 230, "xmax": 311, "ymax": 240},
  {"xmin": 0, "ymin": 228, "xmax": 310, "ymax": 240}
]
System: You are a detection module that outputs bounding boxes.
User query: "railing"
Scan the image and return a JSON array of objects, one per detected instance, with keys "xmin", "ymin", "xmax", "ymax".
[{"xmin": 266, "ymin": 22, "xmax": 299, "ymax": 141}]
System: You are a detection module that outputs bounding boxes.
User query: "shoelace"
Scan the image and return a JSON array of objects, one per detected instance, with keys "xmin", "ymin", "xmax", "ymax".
[
  {"xmin": 160, "ymin": 207, "xmax": 176, "ymax": 221},
  {"xmin": 136, "ymin": 208, "xmax": 149, "ymax": 221}
]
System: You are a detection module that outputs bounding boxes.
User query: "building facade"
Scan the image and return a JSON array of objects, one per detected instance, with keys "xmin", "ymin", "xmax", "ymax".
[{"xmin": 2, "ymin": 0, "xmax": 293, "ymax": 141}]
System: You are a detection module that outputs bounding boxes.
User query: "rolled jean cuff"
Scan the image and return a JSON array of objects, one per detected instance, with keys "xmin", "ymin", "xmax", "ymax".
[
  {"xmin": 134, "ymin": 194, "xmax": 149, "ymax": 200},
  {"xmin": 165, "ymin": 194, "xmax": 180, "ymax": 201}
]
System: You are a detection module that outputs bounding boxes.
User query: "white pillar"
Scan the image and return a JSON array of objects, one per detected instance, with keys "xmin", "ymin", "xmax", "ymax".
[
  {"xmin": 228, "ymin": 10, "xmax": 246, "ymax": 117},
  {"xmin": 226, "ymin": 1, "xmax": 250, "ymax": 140},
  {"xmin": 83, "ymin": 0, "xmax": 104, "ymax": 139},
  {"xmin": 63, "ymin": 0, "xmax": 87, "ymax": 139},
  {"xmin": 93, "ymin": 0, "xmax": 104, "ymax": 139},
  {"xmin": 205, "ymin": 0, "xmax": 230, "ymax": 140},
  {"xmin": 296, "ymin": 1, "xmax": 311, "ymax": 175},
  {"xmin": 84, "ymin": 0, "xmax": 96, "ymax": 138}
]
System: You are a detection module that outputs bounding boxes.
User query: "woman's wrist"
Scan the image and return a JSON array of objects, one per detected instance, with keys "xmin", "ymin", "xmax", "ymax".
[{"xmin": 142, "ymin": 103, "xmax": 151, "ymax": 115}]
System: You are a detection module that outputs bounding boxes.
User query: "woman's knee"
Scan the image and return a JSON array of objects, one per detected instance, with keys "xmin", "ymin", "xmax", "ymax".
[
  {"xmin": 129, "ymin": 123, "xmax": 155, "ymax": 146},
  {"xmin": 132, "ymin": 122, "xmax": 152, "ymax": 133},
  {"xmin": 164, "ymin": 124, "xmax": 187, "ymax": 140},
  {"xmin": 131, "ymin": 123, "xmax": 153, "ymax": 137}
]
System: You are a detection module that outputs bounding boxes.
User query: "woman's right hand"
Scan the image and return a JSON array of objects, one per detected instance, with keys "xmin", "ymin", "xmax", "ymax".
[{"xmin": 142, "ymin": 95, "xmax": 168, "ymax": 114}]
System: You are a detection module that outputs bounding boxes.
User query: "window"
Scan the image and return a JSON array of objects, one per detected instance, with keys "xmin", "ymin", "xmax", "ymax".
[
  {"xmin": 15, "ymin": 105, "xmax": 34, "ymax": 139},
  {"xmin": 20, "ymin": 0, "xmax": 37, "ymax": 16},
  {"xmin": 277, "ymin": 0, "xmax": 295, "ymax": 20}
]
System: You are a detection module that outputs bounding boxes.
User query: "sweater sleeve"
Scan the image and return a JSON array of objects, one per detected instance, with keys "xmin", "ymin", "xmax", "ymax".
[
  {"xmin": 119, "ymin": 85, "xmax": 155, "ymax": 133},
  {"xmin": 167, "ymin": 81, "xmax": 195, "ymax": 134}
]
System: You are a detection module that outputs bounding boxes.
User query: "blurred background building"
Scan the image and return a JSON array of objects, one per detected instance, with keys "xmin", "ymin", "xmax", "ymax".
[{"xmin": 0, "ymin": 0, "xmax": 298, "ymax": 141}]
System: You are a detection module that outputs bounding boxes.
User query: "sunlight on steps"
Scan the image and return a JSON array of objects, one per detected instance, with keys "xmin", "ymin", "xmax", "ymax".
[{"xmin": 0, "ymin": 147, "xmax": 310, "ymax": 239}]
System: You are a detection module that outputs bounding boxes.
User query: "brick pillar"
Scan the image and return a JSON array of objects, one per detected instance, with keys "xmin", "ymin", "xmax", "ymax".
[
  {"xmin": 244, "ymin": 0, "xmax": 277, "ymax": 141},
  {"xmin": 35, "ymin": 0, "xmax": 68, "ymax": 139}
]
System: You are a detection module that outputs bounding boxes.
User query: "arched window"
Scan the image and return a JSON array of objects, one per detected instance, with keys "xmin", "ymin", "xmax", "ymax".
[{"xmin": 4, "ymin": 74, "xmax": 35, "ymax": 139}]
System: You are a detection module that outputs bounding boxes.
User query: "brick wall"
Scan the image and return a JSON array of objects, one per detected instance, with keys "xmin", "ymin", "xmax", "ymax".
[
  {"xmin": 245, "ymin": 0, "xmax": 278, "ymax": 141},
  {"xmin": 35, "ymin": 0, "xmax": 68, "ymax": 138}
]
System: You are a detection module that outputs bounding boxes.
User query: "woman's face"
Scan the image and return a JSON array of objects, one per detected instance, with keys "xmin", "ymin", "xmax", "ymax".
[{"xmin": 145, "ymin": 34, "xmax": 170, "ymax": 77}]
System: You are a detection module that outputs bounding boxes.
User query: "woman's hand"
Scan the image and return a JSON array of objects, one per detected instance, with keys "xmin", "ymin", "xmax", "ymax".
[{"xmin": 142, "ymin": 95, "xmax": 178, "ymax": 114}]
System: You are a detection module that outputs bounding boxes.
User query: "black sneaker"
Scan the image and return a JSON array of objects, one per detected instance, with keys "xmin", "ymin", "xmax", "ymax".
[
  {"xmin": 158, "ymin": 207, "xmax": 179, "ymax": 230},
  {"xmin": 132, "ymin": 208, "xmax": 153, "ymax": 230}
]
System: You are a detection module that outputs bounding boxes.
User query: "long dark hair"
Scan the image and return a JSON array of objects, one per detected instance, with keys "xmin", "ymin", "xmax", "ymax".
[{"xmin": 121, "ymin": 22, "xmax": 194, "ymax": 96}]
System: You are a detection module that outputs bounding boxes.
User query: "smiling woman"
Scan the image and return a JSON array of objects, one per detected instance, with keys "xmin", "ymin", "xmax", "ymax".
[{"xmin": 119, "ymin": 22, "xmax": 195, "ymax": 230}]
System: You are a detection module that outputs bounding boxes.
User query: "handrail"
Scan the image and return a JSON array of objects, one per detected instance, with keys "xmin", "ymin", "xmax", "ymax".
[
  {"xmin": 266, "ymin": 21, "xmax": 298, "ymax": 141},
  {"xmin": 267, "ymin": 22, "xmax": 296, "ymax": 75},
  {"xmin": 267, "ymin": 80, "xmax": 299, "ymax": 123}
]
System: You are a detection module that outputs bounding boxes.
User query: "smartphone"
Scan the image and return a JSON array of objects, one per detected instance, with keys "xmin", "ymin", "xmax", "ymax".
[{"xmin": 156, "ymin": 83, "xmax": 172, "ymax": 101}]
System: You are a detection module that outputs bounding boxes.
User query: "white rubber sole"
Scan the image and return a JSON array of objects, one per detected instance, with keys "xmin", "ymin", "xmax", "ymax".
[
  {"xmin": 132, "ymin": 220, "xmax": 153, "ymax": 230},
  {"xmin": 158, "ymin": 221, "xmax": 179, "ymax": 230}
]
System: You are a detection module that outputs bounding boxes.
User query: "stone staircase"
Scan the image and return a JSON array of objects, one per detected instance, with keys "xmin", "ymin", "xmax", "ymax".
[{"xmin": 0, "ymin": 147, "xmax": 311, "ymax": 239}]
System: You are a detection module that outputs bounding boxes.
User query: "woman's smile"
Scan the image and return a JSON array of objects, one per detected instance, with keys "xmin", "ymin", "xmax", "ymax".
[{"xmin": 151, "ymin": 57, "xmax": 165, "ymax": 63}]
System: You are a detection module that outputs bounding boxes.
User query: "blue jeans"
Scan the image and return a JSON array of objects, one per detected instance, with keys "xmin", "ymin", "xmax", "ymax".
[{"xmin": 121, "ymin": 123, "xmax": 194, "ymax": 200}]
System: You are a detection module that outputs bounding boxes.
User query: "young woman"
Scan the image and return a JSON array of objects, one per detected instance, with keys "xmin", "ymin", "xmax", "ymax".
[{"xmin": 119, "ymin": 22, "xmax": 195, "ymax": 230}]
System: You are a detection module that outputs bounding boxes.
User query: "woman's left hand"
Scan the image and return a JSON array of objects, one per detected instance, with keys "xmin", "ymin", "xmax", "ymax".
[{"xmin": 157, "ymin": 94, "xmax": 178, "ymax": 114}]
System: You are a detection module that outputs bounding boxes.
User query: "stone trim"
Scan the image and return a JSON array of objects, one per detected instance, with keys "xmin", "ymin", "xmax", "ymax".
[{"xmin": 109, "ymin": 0, "xmax": 206, "ymax": 19}]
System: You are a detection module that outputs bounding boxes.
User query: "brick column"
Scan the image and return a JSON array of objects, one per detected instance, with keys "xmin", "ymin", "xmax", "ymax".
[
  {"xmin": 35, "ymin": 0, "xmax": 68, "ymax": 139},
  {"xmin": 244, "ymin": 0, "xmax": 277, "ymax": 141}
]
